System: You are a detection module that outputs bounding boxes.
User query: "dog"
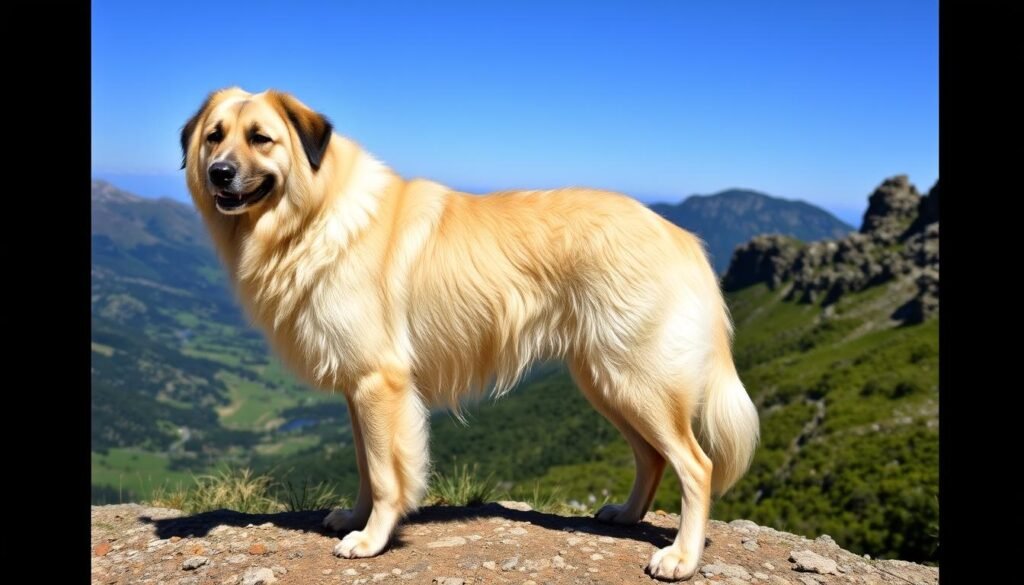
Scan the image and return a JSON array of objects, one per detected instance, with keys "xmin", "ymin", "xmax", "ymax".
[{"xmin": 180, "ymin": 87, "xmax": 759, "ymax": 581}]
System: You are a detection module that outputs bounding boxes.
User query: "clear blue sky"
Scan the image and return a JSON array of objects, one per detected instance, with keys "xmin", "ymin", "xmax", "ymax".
[{"xmin": 92, "ymin": 0, "xmax": 937, "ymax": 226}]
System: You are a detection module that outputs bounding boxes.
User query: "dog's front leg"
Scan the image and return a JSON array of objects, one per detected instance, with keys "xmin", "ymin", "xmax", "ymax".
[
  {"xmin": 323, "ymin": 396, "xmax": 373, "ymax": 532},
  {"xmin": 333, "ymin": 367, "xmax": 429, "ymax": 558}
]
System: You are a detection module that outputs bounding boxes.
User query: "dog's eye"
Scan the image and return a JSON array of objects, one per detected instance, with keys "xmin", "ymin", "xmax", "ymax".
[
  {"xmin": 252, "ymin": 134, "xmax": 273, "ymax": 145},
  {"xmin": 206, "ymin": 129, "xmax": 223, "ymax": 143}
]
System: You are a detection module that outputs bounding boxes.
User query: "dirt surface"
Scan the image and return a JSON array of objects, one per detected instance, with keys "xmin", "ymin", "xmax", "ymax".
[{"xmin": 91, "ymin": 502, "xmax": 938, "ymax": 585}]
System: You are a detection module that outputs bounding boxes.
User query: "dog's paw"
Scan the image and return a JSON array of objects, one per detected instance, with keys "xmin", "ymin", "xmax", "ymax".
[
  {"xmin": 323, "ymin": 508, "xmax": 368, "ymax": 532},
  {"xmin": 646, "ymin": 545, "xmax": 699, "ymax": 582},
  {"xmin": 332, "ymin": 530, "xmax": 387, "ymax": 559},
  {"xmin": 594, "ymin": 503, "xmax": 644, "ymax": 525}
]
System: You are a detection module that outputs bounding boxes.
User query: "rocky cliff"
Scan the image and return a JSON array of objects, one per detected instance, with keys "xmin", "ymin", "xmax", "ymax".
[
  {"xmin": 91, "ymin": 503, "xmax": 938, "ymax": 584},
  {"xmin": 721, "ymin": 176, "xmax": 938, "ymax": 324}
]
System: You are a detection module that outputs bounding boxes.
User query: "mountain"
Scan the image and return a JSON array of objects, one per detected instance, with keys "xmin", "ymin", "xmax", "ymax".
[{"xmin": 649, "ymin": 189, "xmax": 854, "ymax": 273}]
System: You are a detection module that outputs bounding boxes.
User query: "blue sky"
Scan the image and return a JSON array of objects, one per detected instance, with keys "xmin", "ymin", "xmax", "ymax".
[{"xmin": 92, "ymin": 0, "xmax": 937, "ymax": 226}]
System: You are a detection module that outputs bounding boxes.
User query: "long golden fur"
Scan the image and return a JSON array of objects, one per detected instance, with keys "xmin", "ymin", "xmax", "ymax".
[{"xmin": 181, "ymin": 87, "xmax": 759, "ymax": 581}]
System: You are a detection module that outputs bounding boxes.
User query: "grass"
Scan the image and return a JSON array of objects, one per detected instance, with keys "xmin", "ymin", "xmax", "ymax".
[
  {"xmin": 148, "ymin": 467, "xmax": 349, "ymax": 514},
  {"xmin": 141, "ymin": 463, "xmax": 592, "ymax": 518},
  {"xmin": 425, "ymin": 463, "xmax": 499, "ymax": 507}
]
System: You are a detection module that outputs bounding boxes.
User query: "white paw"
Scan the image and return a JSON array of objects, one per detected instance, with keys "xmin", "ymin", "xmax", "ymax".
[
  {"xmin": 594, "ymin": 503, "xmax": 643, "ymax": 525},
  {"xmin": 323, "ymin": 508, "xmax": 366, "ymax": 532},
  {"xmin": 332, "ymin": 529, "xmax": 387, "ymax": 559},
  {"xmin": 647, "ymin": 545, "xmax": 699, "ymax": 581}
]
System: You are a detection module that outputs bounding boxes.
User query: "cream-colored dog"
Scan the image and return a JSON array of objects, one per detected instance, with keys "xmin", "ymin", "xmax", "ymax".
[{"xmin": 181, "ymin": 87, "xmax": 759, "ymax": 581}]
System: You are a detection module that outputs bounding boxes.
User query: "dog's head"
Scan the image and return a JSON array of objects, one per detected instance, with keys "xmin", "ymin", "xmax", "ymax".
[{"xmin": 180, "ymin": 87, "xmax": 333, "ymax": 216}]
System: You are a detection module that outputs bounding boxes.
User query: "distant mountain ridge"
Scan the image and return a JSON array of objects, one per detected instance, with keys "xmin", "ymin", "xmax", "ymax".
[{"xmin": 650, "ymin": 189, "xmax": 853, "ymax": 273}]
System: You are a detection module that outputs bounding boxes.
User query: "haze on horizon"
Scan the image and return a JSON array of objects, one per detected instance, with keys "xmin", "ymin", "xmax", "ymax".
[{"xmin": 92, "ymin": 0, "xmax": 937, "ymax": 227}]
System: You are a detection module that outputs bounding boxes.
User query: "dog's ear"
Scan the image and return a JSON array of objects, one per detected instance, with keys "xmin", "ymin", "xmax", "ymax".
[
  {"xmin": 180, "ymin": 94, "xmax": 214, "ymax": 170},
  {"xmin": 268, "ymin": 91, "xmax": 333, "ymax": 172}
]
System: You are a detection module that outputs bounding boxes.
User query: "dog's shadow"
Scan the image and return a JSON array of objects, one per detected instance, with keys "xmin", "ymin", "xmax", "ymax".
[{"xmin": 140, "ymin": 503, "xmax": 679, "ymax": 550}]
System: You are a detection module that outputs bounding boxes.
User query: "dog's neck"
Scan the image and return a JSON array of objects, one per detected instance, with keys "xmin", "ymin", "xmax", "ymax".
[{"xmin": 217, "ymin": 136, "xmax": 398, "ymax": 329}]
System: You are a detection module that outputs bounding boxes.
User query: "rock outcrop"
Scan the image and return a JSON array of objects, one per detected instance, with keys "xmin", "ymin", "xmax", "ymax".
[
  {"xmin": 722, "ymin": 176, "xmax": 939, "ymax": 324},
  {"xmin": 91, "ymin": 503, "xmax": 938, "ymax": 584}
]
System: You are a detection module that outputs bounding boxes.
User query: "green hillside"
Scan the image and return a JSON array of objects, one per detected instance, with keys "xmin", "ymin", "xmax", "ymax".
[{"xmin": 91, "ymin": 180, "xmax": 347, "ymax": 503}]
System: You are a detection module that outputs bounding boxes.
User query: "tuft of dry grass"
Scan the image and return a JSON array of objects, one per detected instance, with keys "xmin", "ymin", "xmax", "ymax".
[{"xmin": 148, "ymin": 467, "xmax": 348, "ymax": 514}]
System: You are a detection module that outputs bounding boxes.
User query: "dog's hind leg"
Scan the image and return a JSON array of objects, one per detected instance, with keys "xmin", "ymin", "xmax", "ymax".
[
  {"xmin": 570, "ymin": 363, "xmax": 666, "ymax": 525},
  {"xmin": 323, "ymin": 396, "xmax": 373, "ymax": 533},
  {"xmin": 629, "ymin": 388, "xmax": 712, "ymax": 582},
  {"xmin": 333, "ymin": 366, "xmax": 429, "ymax": 559}
]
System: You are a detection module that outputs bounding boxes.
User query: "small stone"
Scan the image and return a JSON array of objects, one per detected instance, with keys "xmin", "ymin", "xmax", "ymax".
[
  {"xmin": 763, "ymin": 562, "xmax": 776, "ymax": 571},
  {"xmin": 221, "ymin": 575, "xmax": 240, "ymax": 585},
  {"xmin": 815, "ymin": 534, "xmax": 836, "ymax": 546},
  {"xmin": 754, "ymin": 572, "xmax": 770, "ymax": 579},
  {"xmin": 466, "ymin": 534, "xmax": 482, "ymax": 541},
  {"xmin": 729, "ymin": 519, "xmax": 761, "ymax": 533},
  {"xmin": 271, "ymin": 566, "xmax": 287, "ymax": 575},
  {"xmin": 508, "ymin": 527, "xmax": 528, "ymax": 536},
  {"xmin": 522, "ymin": 581, "xmax": 537, "ymax": 585},
  {"xmin": 769, "ymin": 577, "xmax": 793, "ymax": 585},
  {"xmin": 240, "ymin": 567, "xmax": 278, "ymax": 585},
  {"xmin": 427, "ymin": 536, "xmax": 467, "ymax": 548},
  {"xmin": 248, "ymin": 543, "xmax": 267, "ymax": 555},
  {"xmin": 182, "ymin": 556, "xmax": 209, "ymax": 570},
  {"xmin": 743, "ymin": 539, "xmax": 760, "ymax": 551},
  {"xmin": 392, "ymin": 568, "xmax": 402, "ymax": 575},
  {"xmin": 343, "ymin": 569, "xmax": 359, "ymax": 576},
  {"xmin": 171, "ymin": 536, "xmax": 182, "ymax": 543},
  {"xmin": 789, "ymin": 550, "xmax": 839, "ymax": 575},
  {"xmin": 94, "ymin": 543, "xmax": 112, "ymax": 557},
  {"xmin": 566, "ymin": 536, "xmax": 583, "ymax": 546},
  {"xmin": 322, "ymin": 569, "xmax": 333, "ymax": 575},
  {"xmin": 588, "ymin": 567, "xmax": 599, "ymax": 573},
  {"xmin": 522, "ymin": 559, "xmax": 551, "ymax": 572},
  {"xmin": 863, "ymin": 554, "xmax": 871, "ymax": 560},
  {"xmin": 551, "ymin": 555, "xmax": 566, "ymax": 569},
  {"xmin": 227, "ymin": 554, "xmax": 248, "ymax": 564},
  {"xmin": 258, "ymin": 522, "xmax": 273, "ymax": 529},
  {"xmin": 372, "ymin": 573, "xmax": 388, "ymax": 582},
  {"xmin": 700, "ymin": 563, "xmax": 751, "ymax": 580},
  {"xmin": 597, "ymin": 536, "xmax": 614, "ymax": 543},
  {"xmin": 482, "ymin": 561, "xmax": 497, "ymax": 571},
  {"xmin": 501, "ymin": 556, "xmax": 520, "ymax": 571},
  {"xmin": 432, "ymin": 579, "xmax": 464, "ymax": 585},
  {"xmin": 590, "ymin": 553, "xmax": 604, "ymax": 561}
]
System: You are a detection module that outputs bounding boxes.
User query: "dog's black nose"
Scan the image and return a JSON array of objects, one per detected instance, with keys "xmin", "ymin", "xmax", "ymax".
[{"xmin": 209, "ymin": 162, "xmax": 237, "ymax": 187}]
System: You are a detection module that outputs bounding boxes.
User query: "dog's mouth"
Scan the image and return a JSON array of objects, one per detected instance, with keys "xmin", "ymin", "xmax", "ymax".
[{"xmin": 214, "ymin": 176, "xmax": 275, "ymax": 213}]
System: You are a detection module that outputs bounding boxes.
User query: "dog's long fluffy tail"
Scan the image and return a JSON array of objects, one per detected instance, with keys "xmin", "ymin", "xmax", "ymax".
[{"xmin": 698, "ymin": 344, "xmax": 760, "ymax": 496}]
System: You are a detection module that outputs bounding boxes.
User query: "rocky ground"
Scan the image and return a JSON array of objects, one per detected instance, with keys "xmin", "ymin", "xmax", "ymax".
[{"xmin": 92, "ymin": 502, "xmax": 937, "ymax": 585}]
